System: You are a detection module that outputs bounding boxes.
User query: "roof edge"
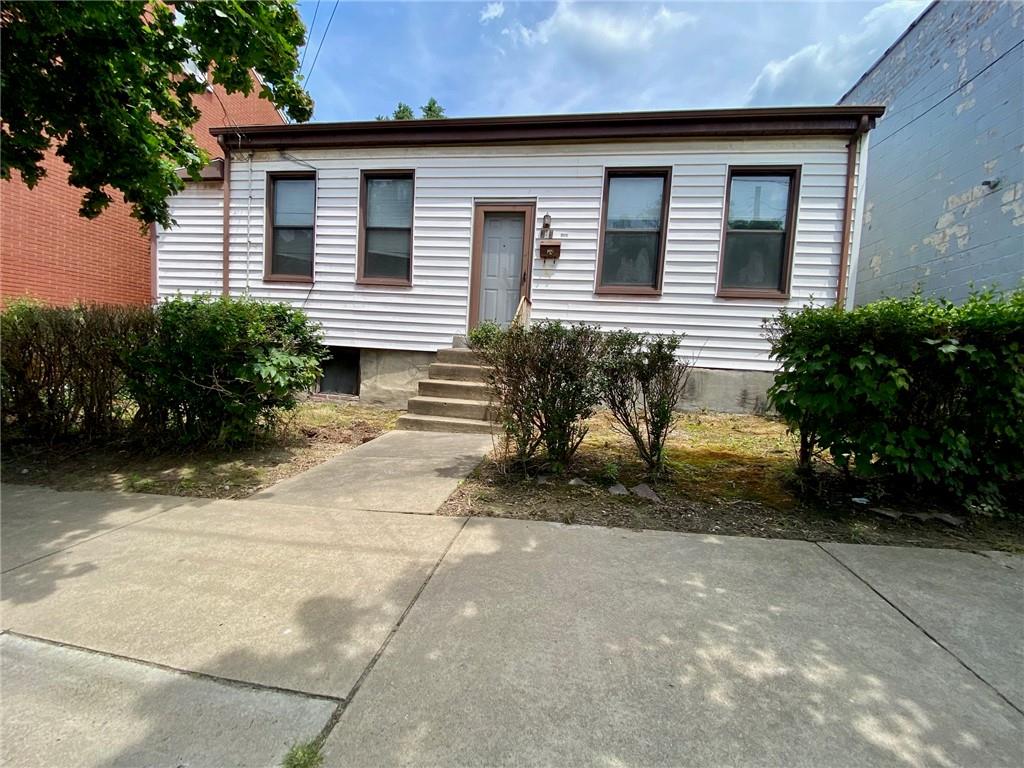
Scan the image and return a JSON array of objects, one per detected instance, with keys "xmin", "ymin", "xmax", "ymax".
[{"xmin": 212, "ymin": 105, "xmax": 886, "ymax": 150}]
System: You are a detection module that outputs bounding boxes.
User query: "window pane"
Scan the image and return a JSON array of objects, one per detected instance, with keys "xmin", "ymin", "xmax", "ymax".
[
  {"xmin": 272, "ymin": 227, "xmax": 314, "ymax": 277},
  {"xmin": 606, "ymin": 176, "xmax": 664, "ymax": 229},
  {"xmin": 274, "ymin": 179, "xmax": 315, "ymax": 227},
  {"xmin": 366, "ymin": 177, "xmax": 413, "ymax": 228},
  {"xmin": 601, "ymin": 231, "xmax": 659, "ymax": 287},
  {"xmin": 364, "ymin": 227, "xmax": 411, "ymax": 280},
  {"xmin": 728, "ymin": 175, "xmax": 790, "ymax": 230},
  {"xmin": 721, "ymin": 231, "xmax": 785, "ymax": 290}
]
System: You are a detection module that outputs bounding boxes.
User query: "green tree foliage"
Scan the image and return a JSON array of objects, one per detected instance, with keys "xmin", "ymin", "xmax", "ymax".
[
  {"xmin": 376, "ymin": 98, "xmax": 447, "ymax": 121},
  {"xmin": 764, "ymin": 290, "xmax": 1024, "ymax": 512},
  {"xmin": 1, "ymin": 0, "xmax": 313, "ymax": 228}
]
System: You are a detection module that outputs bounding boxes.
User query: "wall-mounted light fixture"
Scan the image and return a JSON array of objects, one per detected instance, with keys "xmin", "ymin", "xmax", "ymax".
[
  {"xmin": 540, "ymin": 213, "xmax": 553, "ymax": 240},
  {"xmin": 539, "ymin": 213, "xmax": 560, "ymax": 260}
]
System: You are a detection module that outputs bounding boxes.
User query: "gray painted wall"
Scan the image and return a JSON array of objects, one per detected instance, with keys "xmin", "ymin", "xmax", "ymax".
[{"xmin": 841, "ymin": 0, "xmax": 1023, "ymax": 305}]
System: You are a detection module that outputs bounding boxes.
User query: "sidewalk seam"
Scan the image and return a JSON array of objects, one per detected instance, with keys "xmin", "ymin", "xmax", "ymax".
[
  {"xmin": 814, "ymin": 542, "xmax": 1024, "ymax": 717},
  {"xmin": 0, "ymin": 630, "xmax": 344, "ymax": 704},
  {"xmin": 310, "ymin": 515, "xmax": 472, "ymax": 750},
  {"xmin": 0, "ymin": 499, "xmax": 191, "ymax": 575}
]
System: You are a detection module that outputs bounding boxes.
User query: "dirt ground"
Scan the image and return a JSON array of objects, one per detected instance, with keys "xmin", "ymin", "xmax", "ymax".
[
  {"xmin": 439, "ymin": 411, "xmax": 1024, "ymax": 552},
  {"xmin": 1, "ymin": 402, "xmax": 400, "ymax": 499}
]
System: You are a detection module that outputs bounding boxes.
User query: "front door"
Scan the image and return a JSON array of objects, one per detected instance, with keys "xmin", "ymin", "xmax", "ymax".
[{"xmin": 479, "ymin": 212, "xmax": 525, "ymax": 326}]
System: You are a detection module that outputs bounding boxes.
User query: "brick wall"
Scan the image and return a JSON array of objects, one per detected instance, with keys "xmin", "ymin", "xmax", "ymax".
[
  {"xmin": 1, "ymin": 76, "xmax": 283, "ymax": 307},
  {"xmin": 840, "ymin": 0, "xmax": 1023, "ymax": 305}
]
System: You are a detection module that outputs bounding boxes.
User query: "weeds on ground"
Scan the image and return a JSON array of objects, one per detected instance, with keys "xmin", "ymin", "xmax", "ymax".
[{"xmin": 282, "ymin": 740, "xmax": 323, "ymax": 768}]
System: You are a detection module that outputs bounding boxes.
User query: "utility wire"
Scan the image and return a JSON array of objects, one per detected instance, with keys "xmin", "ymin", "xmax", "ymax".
[
  {"xmin": 299, "ymin": 0, "xmax": 320, "ymax": 74},
  {"xmin": 872, "ymin": 38, "xmax": 1023, "ymax": 149},
  {"xmin": 304, "ymin": 1, "xmax": 339, "ymax": 89}
]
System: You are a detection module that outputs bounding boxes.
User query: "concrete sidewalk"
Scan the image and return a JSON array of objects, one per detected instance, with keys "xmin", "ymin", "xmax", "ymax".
[
  {"xmin": 250, "ymin": 429, "xmax": 492, "ymax": 513},
  {"xmin": 2, "ymin": 480, "xmax": 1022, "ymax": 767}
]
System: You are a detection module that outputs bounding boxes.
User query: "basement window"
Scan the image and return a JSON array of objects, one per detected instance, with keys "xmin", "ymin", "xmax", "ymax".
[{"xmin": 318, "ymin": 347, "xmax": 360, "ymax": 395}]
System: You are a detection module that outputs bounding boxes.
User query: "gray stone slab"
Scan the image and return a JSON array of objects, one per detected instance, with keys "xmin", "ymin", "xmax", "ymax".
[
  {"xmin": 251, "ymin": 430, "xmax": 491, "ymax": 513},
  {"xmin": 1, "ymin": 633, "xmax": 334, "ymax": 768},
  {"xmin": 325, "ymin": 520, "xmax": 1023, "ymax": 767},
  {"xmin": 341, "ymin": 429, "xmax": 493, "ymax": 460},
  {"xmin": 2, "ymin": 497, "xmax": 463, "ymax": 697},
  {"xmin": 823, "ymin": 543, "xmax": 1024, "ymax": 711},
  {"xmin": 1, "ymin": 485, "xmax": 190, "ymax": 572}
]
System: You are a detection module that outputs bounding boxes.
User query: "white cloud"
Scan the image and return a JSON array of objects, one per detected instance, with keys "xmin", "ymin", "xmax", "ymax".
[
  {"xmin": 479, "ymin": 2, "xmax": 504, "ymax": 24},
  {"xmin": 504, "ymin": 2, "xmax": 696, "ymax": 54},
  {"xmin": 746, "ymin": 0, "xmax": 929, "ymax": 106}
]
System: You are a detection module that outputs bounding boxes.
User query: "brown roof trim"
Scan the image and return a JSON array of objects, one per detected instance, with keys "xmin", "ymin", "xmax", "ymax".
[
  {"xmin": 176, "ymin": 158, "xmax": 224, "ymax": 182},
  {"xmin": 212, "ymin": 106, "xmax": 886, "ymax": 150}
]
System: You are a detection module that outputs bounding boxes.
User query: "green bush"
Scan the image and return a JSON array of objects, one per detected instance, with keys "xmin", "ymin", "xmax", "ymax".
[
  {"xmin": 599, "ymin": 331, "xmax": 691, "ymax": 477},
  {"xmin": 1, "ymin": 296, "xmax": 326, "ymax": 447},
  {"xmin": 470, "ymin": 321, "xmax": 604, "ymax": 471},
  {"xmin": 128, "ymin": 296, "xmax": 326, "ymax": 446},
  {"xmin": 1, "ymin": 301, "xmax": 156, "ymax": 440},
  {"xmin": 764, "ymin": 290, "xmax": 1024, "ymax": 511}
]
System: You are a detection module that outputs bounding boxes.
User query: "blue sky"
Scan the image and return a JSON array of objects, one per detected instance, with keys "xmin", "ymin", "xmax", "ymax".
[{"xmin": 294, "ymin": 0, "xmax": 929, "ymax": 121}]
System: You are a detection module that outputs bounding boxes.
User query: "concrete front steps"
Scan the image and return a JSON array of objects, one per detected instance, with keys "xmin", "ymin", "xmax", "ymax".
[{"xmin": 396, "ymin": 348, "xmax": 497, "ymax": 434}]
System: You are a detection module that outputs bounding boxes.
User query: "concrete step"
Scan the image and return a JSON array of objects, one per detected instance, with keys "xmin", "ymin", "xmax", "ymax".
[
  {"xmin": 408, "ymin": 395, "xmax": 493, "ymax": 421},
  {"xmin": 436, "ymin": 348, "xmax": 484, "ymax": 366},
  {"xmin": 428, "ymin": 362, "xmax": 491, "ymax": 383},
  {"xmin": 396, "ymin": 413, "xmax": 496, "ymax": 434},
  {"xmin": 418, "ymin": 378, "xmax": 492, "ymax": 401}
]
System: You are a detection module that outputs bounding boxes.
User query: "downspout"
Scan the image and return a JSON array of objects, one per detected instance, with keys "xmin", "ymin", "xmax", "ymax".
[
  {"xmin": 835, "ymin": 114, "xmax": 870, "ymax": 309},
  {"xmin": 219, "ymin": 135, "xmax": 232, "ymax": 297}
]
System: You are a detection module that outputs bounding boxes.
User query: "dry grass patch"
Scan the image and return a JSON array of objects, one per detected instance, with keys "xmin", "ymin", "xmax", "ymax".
[
  {"xmin": 441, "ymin": 410, "xmax": 1023, "ymax": 552},
  {"xmin": 2, "ymin": 402, "xmax": 400, "ymax": 499}
]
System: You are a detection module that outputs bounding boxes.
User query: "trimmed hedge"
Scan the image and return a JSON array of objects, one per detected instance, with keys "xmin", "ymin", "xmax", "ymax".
[
  {"xmin": 764, "ymin": 290, "xmax": 1024, "ymax": 511},
  {"xmin": 2, "ymin": 296, "xmax": 326, "ymax": 447}
]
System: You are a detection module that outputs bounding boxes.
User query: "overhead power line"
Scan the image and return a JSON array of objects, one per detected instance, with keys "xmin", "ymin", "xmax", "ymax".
[
  {"xmin": 872, "ymin": 38, "xmax": 1023, "ymax": 149},
  {"xmin": 299, "ymin": 0, "xmax": 320, "ymax": 73},
  {"xmin": 304, "ymin": 1, "xmax": 339, "ymax": 89}
]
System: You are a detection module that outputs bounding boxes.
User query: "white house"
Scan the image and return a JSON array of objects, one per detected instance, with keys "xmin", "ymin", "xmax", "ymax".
[{"xmin": 155, "ymin": 106, "xmax": 883, "ymax": 416}]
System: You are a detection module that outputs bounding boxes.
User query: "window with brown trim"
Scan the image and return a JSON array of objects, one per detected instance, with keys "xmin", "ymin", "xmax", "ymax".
[
  {"xmin": 265, "ymin": 172, "xmax": 316, "ymax": 282},
  {"xmin": 596, "ymin": 169, "xmax": 670, "ymax": 294},
  {"xmin": 358, "ymin": 171, "xmax": 415, "ymax": 286},
  {"xmin": 717, "ymin": 167, "xmax": 800, "ymax": 298}
]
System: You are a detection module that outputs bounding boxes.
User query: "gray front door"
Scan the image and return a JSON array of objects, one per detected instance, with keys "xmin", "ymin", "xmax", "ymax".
[{"xmin": 480, "ymin": 212, "xmax": 525, "ymax": 326}]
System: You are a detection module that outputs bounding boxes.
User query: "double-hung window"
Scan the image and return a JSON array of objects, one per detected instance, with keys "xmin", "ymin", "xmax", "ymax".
[
  {"xmin": 359, "ymin": 171, "xmax": 415, "ymax": 285},
  {"xmin": 596, "ymin": 169, "xmax": 670, "ymax": 294},
  {"xmin": 266, "ymin": 172, "xmax": 315, "ymax": 281},
  {"xmin": 718, "ymin": 167, "xmax": 800, "ymax": 298}
]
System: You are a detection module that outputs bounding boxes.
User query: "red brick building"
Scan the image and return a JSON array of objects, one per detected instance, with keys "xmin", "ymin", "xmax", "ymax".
[{"xmin": 1, "ymin": 75, "xmax": 284, "ymax": 306}]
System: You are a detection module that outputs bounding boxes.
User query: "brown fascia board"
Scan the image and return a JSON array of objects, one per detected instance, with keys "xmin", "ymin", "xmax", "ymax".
[
  {"xmin": 176, "ymin": 158, "xmax": 224, "ymax": 181},
  {"xmin": 211, "ymin": 106, "xmax": 886, "ymax": 150}
]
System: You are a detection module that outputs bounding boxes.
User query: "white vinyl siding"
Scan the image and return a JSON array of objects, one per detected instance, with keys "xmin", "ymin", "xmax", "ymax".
[
  {"xmin": 158, "ymin": 138, "xmax": 859, "ymax": 371},
  {"xmin": 156, "ymin": 182, "xmax": 224, "ymax": 298}
]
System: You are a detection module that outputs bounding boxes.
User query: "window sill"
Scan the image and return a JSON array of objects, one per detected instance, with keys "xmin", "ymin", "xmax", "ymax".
[
  {"xmin": 357, "ymin": 277, "xmax": 413, "ymax": 287},
  {"xmin": 594, "ymin": 285, "xmax": 662, "ymax": 297},
  {"xmin": 716, "ymin": 288, "xmax": 790, "ymax": 300},
  {"xmin": 264, "ymin": 274, "xmax": 314, "ymax": 284}
]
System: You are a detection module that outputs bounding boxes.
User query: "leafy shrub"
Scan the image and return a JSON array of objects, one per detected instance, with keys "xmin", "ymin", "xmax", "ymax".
[
  {"xmin": 764, "ymin": 290, "xmax": 1024, "ymax": 511},
  {"xmin": 466, "ymin": 320, "xmax": 502, "ymax": 351},
  {"xmin": 1, "ymin": 296, "xmax": 326, "ymax": 448},
  {"xmin": 599, "ymin": 331, "xmax": 691, "ymax": 476},
  {"xmin": 128, "ymin": 296, "xmax": 326, "ymax": 446},
  {"xmin": 1, "ymin": 301, "xmax": 156, "ymax": 440},
  {"xmin": 470, "ymin": 321, "xmax": 604, "ymax": 471}
]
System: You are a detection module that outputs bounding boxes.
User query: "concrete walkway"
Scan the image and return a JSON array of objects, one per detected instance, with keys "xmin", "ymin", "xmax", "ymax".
[
  {"xmin": 2, "ymin": 467, "xmax": 1022, "ymax": 766},
  {"xmin": 251, "ymin": 430, "xmax": 493, "ymax": 513}
]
